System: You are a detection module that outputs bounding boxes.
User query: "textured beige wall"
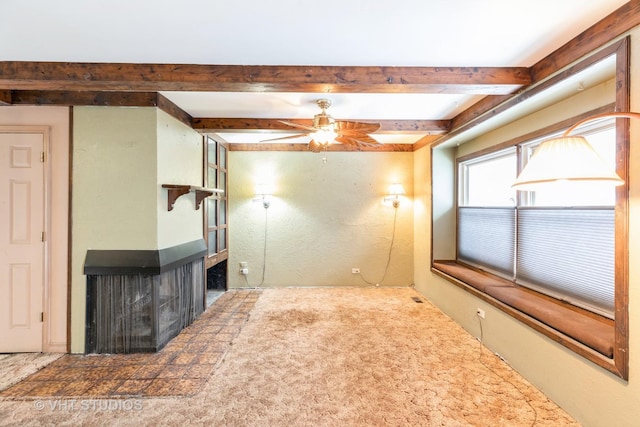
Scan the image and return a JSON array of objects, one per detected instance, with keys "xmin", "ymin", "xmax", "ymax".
[
  {"xmin": 417, "ymin": 33, "xmax": 640, "ymax": 426},
  {"xmin": 156, "ymin": 110, "xmax": 204, "ymax": 249},
  {"xmin": 228, "ymin": 151, "xmax": 414, "ymax": 288},
  {"xmin": 430, "ymin": 146, "xmax": 456, "ymax": 261},
  {"xmin": 70, "ymin": 107, "xmax": 204, "ymax": 352},
  {"xmin": 413, "ymin": 145, "xmax": 431, "ymax": 289},
  {"xmin": 0, "ymin": 106, "xmax": 69, "ymax": 352},
  {"xmin": 71, "ymin": 107, "xmax": 158, "ymax": 352},
  {"xmin": 73, "ymin": 107, "xmax": 158, "ymax": 249}
]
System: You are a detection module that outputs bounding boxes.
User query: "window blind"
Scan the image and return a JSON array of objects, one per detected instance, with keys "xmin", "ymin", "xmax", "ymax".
[
  {"xmin": 458, "ymin": 207, "xmax": 515, "ymax": 277},
  {"xmin": 516, "ymin": 207, "xmax": 615, "ymax": 317}
]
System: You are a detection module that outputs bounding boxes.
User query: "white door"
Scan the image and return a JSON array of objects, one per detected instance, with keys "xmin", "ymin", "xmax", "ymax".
[{"xmin": 0, "ymin": 130, "xmax": 45, "ymax": 352}]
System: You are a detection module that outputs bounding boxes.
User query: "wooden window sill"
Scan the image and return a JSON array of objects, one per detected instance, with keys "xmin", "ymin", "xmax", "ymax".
[{"xmin": 432, "ymin": 260, "xmax": 614, "ymax": 359}]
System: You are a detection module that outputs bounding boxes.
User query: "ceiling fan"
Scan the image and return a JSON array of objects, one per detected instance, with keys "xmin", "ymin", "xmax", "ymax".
[{"xmin": 264, "ymin": 99, "xmax": 381, "ymax": 152}]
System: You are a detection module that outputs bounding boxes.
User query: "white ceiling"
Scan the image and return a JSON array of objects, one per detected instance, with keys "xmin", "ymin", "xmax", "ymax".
[{"xmin": 0, "ymin": 0, "xmax": 629, "ymax": 145}]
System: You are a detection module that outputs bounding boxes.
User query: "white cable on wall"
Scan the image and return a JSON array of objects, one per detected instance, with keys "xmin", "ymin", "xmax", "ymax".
[
  {"xmin": 358, "ymin": 206, "xmax": 398, "ymax": 286},
  {"xmin": 244, "ymin": 206, "xmax": 268, "ymax": 287}
]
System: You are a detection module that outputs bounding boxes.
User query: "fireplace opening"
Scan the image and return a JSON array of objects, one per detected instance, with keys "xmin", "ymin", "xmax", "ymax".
[{"xmin": 206, "ymin": 260, "xmax": 227, "ymax": 307}]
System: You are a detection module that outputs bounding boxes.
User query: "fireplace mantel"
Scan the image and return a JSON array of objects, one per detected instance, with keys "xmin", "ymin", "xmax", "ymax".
[{"xmin": 84, "ymin": 239, "xmax": 206, "ymax": 276}]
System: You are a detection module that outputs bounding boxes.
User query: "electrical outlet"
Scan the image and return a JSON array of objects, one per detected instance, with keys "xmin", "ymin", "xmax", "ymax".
[
  {"xmin": 352, "ymin": 268, "xmax": 360, "ymax": 274},
  {"xmin": 476, "ymin": 308, "xmax": 485, "ymax": 319},
  {"xmin": 240, "ymin": 268, "xmax": 249, "ymax": 275},
  {"xmin": 239, "ymin": 262, "xmax": 247, "ymax": 268}
]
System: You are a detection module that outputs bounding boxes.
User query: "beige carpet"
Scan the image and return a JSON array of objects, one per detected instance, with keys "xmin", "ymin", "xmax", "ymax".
[
  {"xmin": 0, "ymin": 287, "xmax": 579, "ymax": 426},
  {"xmin": 0, "ymin": 354, "xmax": 64, "ymax": 393}
]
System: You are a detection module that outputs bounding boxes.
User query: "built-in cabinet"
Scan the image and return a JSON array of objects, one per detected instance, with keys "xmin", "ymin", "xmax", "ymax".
[{"xmin": 204, "ymin": 136, "xmax": 229, "ymax": 270}]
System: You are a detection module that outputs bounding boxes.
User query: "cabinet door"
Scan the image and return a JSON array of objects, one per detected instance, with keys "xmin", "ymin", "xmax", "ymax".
[{"xmin": 204, "ymin": 136, "xmax": 228, "ymax": 266}]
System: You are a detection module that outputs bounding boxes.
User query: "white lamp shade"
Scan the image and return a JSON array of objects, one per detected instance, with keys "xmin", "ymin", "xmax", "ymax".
[
  {"xmin": 388, "ymin": 183, "xmax": 406, "ymax": 196},
  {"xmin": 255, "ymin": 183, "xmax": 273, "ymax": 196},
  {"xmin": 512, "ymin": 136, "xmax": 624, "ymax": 191}
]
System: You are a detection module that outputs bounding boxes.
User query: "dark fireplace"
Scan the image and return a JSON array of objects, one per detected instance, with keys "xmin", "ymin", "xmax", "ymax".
[
  {"xmin": 207, "ymin": 260, "xmax": 227, "ymax": 291},
  {"xmin": 84, "ymin": 240, "xmax": 206, "ymax": 354}
]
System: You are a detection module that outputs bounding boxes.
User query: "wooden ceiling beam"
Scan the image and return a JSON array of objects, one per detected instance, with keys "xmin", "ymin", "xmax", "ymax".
[
  {"xmin": 0, "ymin": 62, "xmax": 530, "ymax": 95},
  {"xmin": 0, "ymin": 90, "xmax": 10, "ymax": 105},
  {"xmin": 228, "ymin": 142, "xmax": 414, "ymax": 152},
  {"xmin": 7, "ymin": 90, "xmax": 192, "ymax": 127},
  {"xmin": 192, "ymin": 118, "xmax": 450, "ymax": 134},
  {"xmin": 157, "ymin": 93, "xmax": 192, "ymax": 127},
  {"xmin": 10, "ymin": 90, "xmax": 158, "ymax": 106}
]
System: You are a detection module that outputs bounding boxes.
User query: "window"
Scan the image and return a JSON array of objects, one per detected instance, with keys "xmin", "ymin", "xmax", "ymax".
[
  {"xmin": 459, "ymin": 148, "xmax": 517, "ymax": 207},
  {"xmin": 432, "ymin": 39, "xmax": 630, "ymax": 380},
  {"xmin": 204, "ymin": 136, "xmax": 228, "ymax": 268},
  {"xmin": 458, "ymin": 120, "xmax": 615, "ymax": 318},
  {"xmin": 458, "ymin": 148, "xmax": 517, "ymax": 277}
]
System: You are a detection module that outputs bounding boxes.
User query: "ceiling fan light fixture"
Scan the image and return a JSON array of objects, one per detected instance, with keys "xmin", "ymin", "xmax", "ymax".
[
  {"xmin": 313, "ymin": 113, "xmax": 336, "ymax": 129},
  {"xmin": 308, "ymin": 140, "xmax": 325, "ymax": 153},
  {"xmin": 310, "ymin": 127, "xmax": 338, "ymax": 144},
  {"xmin": 267, "ymin": 98, "xmax": 381, "ymax": 152},
  {"xmin": 313, "ymin": 98, "xmax": 336, "ymax": 130}
]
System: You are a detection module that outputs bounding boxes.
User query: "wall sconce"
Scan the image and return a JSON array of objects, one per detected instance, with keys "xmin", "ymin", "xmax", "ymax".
[
  {"xmin": 384, "ymin": 183, "xmax": 405, "ymax": 208},
  {"xmin": 511, "ymin": 112, "xmax": 639, "ymax": 190},
  {"xmin": 252, "ymin": 183, "xmax": 273, "ymax": 209}
]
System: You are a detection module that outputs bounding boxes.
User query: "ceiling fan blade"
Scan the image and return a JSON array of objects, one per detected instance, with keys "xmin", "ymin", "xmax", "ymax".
[
  {"xmin": 279, "ymin": 120, "xmax": 317, "ymax": 132},
  {"xmin": 336, "ymin": 120, "xmax": 381, "ymax": 134},
  {"xmin": 260, "ymin": 133, "xmax": 310, "ymax": 142},
  {"xmin": 335, "ymin": 135, "xmax": 381, "ymax": 146}
]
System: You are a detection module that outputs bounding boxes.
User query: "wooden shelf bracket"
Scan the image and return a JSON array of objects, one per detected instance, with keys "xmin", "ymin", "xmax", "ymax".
[{"xmin": 162, "ymin": 184, "xmax": 223, "ymax": 211}]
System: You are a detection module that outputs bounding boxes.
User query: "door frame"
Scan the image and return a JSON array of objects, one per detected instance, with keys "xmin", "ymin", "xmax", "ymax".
[{"xmin": 0, "ymin": 125, "xmax": 51, "ymax": 352}]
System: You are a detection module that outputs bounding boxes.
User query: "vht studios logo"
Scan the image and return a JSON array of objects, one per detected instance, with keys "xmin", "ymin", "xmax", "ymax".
[{"xmin": 33, "ymin": 399, "xmax": 143, "ymax": 412}]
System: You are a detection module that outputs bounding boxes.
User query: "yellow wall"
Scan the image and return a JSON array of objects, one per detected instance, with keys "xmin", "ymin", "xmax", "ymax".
[
  {"xmin": 227, "ymin": 151, "xmax": 414, "ymax": 288},
  {"xmin": 413, "ymin": 144, "xmax": 431, "ymax": 289},
  {"xmin": 156, "ymin": 110, "xmax": 204, "ymax": 249},
  {"xmin": 70, "ymin": 107, "xmax": 203, "ymax": 352},
  {"xmin": 415, "ymin": 33, "xmax": 640, "ymax": 426}
]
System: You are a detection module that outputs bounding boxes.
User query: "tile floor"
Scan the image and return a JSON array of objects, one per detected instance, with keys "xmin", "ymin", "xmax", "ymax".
[
  {"xmin": 206, "ymin": 289, "xmax": 225, "ymax": 307},
  {"xmin": 0, "ymin": 353, "xmax": 64, "ymax": 391},
  {"xmin": 0, "ymin": 290, "xmax": 260, "ymax": 399}
]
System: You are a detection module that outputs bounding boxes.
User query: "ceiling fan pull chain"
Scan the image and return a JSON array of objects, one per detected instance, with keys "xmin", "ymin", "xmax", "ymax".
[{"xmin": 322, "ymin": 145, "xmax": 329, "ymax": 164}]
